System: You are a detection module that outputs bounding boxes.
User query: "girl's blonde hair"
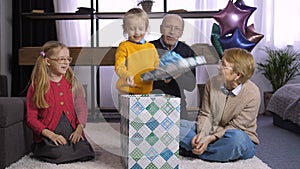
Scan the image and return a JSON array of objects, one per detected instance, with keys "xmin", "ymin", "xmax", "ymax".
[
  {"xmin": 223, "ymin": 48, "xmax": 255, "ymax": 84},
  {"xmin": 122, "ymin": 8, "xmax": 149, "ymax": 32},
  {"xmin": 30, "ymin": 41, "xmax": 83, "ymax": 108}
]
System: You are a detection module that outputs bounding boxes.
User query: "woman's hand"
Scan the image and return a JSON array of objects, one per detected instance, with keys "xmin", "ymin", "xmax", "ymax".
[
  {"xmin": 69, "ymin": 124, "xmax": 84, "ymax": 144},
  {"xmin": 191, "ymin": 133, "xmax": 217, "ymax": 155},
  {"xmin": 191, "ymin": 131, "xmax": 205, "ymax": 148},
  {"xmin": 192, "ymin": 135, "xmax": 211, "ymax": 155}
]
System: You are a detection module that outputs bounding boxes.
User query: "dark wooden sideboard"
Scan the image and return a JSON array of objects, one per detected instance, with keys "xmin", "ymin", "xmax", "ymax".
[
  {"xmin": 19, "ymin": 47, "xmax": 117, "ymax": 66},
  {"xmin": 17, "ymin": 10, "xmax": 219, "ymax": 120}
]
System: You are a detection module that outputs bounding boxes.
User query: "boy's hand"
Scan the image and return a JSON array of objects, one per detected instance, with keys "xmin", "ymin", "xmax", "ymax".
[{"xmin": 126, "ymin": 76, "xmax": 136, "ymax": 87}]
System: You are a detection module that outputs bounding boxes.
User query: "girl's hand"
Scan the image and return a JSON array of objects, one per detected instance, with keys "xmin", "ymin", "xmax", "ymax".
[
  {"xmin": 69, "ymin": 124, "xmax": 84, "ymax": 144},
  {"xmin": 49, "ymin": 133, "xmax": 67, "ymax": 145}
]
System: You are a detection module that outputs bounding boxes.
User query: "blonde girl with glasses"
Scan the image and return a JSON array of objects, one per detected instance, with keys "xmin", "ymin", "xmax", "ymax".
[{"xmin": 26, "ymin": 41, "xmax": 95, "ymax": 164}]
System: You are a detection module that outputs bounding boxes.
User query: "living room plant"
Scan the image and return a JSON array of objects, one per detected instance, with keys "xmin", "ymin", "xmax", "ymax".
[
  {"xmin": 257, "ymin": 46, "xmax": 300, "ymax": 91},
  {"xmin": 257, "ymin": 46, "xmax": 300, "ymax": 114},
  {"xmin": 137, "ymin": 0, "xmax": 155, "ymax": 13}
]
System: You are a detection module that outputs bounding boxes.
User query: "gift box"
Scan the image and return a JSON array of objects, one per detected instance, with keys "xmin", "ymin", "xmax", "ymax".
[
  {"xmin": 141, "ymin": 55, "xmax": 206, "ymax": 81},
  {"xmin": 120, "ymin": 94, "xmax": 180, "ymax": 169}
]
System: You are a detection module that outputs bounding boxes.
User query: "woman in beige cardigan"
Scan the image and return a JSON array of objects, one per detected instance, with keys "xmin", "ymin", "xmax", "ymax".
[{"xmin": 180, "ymin": 48, "xmax": 261, "ymax": 162}]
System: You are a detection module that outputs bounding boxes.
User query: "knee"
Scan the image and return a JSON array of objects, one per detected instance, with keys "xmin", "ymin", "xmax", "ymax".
[
  {"xmin": 226, "ymin": 129, "xmax": 248, "ymax": 141},
  {"xmin": 180, "ymin": 119, "xmax": 196, "ymax": 128},
  {"xmin": 225, "ymin": 129, "xmax": 249, "ymax": 147}
]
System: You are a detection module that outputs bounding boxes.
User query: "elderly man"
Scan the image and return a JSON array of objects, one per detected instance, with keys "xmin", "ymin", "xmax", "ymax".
[{"xmin": 150, "ymin": 14, "xmax": 196, "ymax": 120}]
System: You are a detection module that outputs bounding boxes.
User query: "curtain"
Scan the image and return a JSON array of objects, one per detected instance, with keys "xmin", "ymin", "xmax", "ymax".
[
  {"xmin": 52, "ymin": 0, "xmax": 91, "ymax": 46},
  {"xmin": 53, "ymin": 0, "xmax": 300, "ymax": 111},
  {"xmin": 53, "ymin": 0, "xmax": 94, "ymax": 109}
]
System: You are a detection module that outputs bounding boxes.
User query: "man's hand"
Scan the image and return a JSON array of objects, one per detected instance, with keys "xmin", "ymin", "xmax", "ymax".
[
  {"xmin": 164, "ymin": 73, "xmax": 181, "ymax": 84},
  {"xmin": 164, "ymin": 79, "xmax": 172, "ymax": 84}
]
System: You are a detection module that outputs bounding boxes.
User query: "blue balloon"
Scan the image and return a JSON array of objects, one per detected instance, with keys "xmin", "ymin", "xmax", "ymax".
[{"xmin": 218, "ymin": 28, "xmax": 256, "ymax": 52}]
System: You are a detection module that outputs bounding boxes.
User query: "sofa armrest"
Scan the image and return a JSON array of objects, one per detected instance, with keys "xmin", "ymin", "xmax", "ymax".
[
  {"xmin": 0, "ymin": 97, "xmax": 32, "ymax": 169},
  {"xmin": 0, "ymin": 97, "xmax": 25, "ymax": 128}
]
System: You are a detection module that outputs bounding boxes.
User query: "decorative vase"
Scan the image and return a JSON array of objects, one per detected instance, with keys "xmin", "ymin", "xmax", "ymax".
[{"xmin": 140, "ymin": 1, "xmax": 153, "ymax": 13}]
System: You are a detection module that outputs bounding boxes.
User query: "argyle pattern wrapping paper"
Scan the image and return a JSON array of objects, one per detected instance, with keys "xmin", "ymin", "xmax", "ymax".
[{"xmin": 120, "ymin": 94, "xmax": 180, "ymax": 169}]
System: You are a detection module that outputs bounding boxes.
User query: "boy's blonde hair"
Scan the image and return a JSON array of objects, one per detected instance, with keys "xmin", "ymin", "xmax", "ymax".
[{"xmin": 122, "ymin": 8, "xmax": 149, "ymax": 32}]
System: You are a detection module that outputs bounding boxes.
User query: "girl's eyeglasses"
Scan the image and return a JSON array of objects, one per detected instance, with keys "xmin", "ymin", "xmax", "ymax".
[{"xmin": 49, "ymin": 57, "xmax": 72, "ymax": 64}]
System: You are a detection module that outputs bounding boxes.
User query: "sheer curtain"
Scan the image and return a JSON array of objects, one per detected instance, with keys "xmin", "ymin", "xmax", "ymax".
[
  {"xmin": 53, "ymin": 0, "xmax": 94, "ymax": 108},
  {"xmin": 193, "ymin": 0, "xmax": 300, "ymax": 49},
  {"xmin": 53, "ymin": 0, "xmax": 300, "ymax": 112},
  {"xmin": 53, "ymin": 0, "xmax": 91, "ymax": 46},
  {"xmin": 192, "ymin": 0, "xmax": 300, "ymax": 113}
]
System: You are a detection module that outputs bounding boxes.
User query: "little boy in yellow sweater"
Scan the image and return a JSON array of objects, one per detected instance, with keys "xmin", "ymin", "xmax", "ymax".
[{"xmin": 115, "ymin": 8, "xmax": 159, "ymax": 94}]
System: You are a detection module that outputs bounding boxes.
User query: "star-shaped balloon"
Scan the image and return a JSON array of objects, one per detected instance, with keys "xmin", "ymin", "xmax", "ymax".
[
  {"xmin": 245, "ymin": 24, "xmax": 264, "ymax": 43},
  {"xmin": 212, "ymin": 0, "xmax": 251, "ymax": 37},
  {"xmin": 210, "ymin": 23, "xmax": 223, "ymax": 58},
  {"xmin": 245, "ymin": 24, "xmax": 264, "ymax": 51},
  {"xmin": 219, "ymin": 28, "xmax": 256, "ymax": 52},
  {"xmin": 234, "ymin": 0, "xmax": 257, "ymax": 13},
  {"xmin": 234, "ymin": 0, "xmax": 257, "ymax": 27}
]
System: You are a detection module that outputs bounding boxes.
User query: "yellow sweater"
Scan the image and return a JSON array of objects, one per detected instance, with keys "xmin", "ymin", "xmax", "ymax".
[{"xmin": 115, "ymin": 40, "xmax": 159, "ymax": 94}]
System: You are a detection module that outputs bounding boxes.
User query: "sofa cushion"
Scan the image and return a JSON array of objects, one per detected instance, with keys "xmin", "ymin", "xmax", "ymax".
[
  {"xmin": 0, "ymin": 97, "xmax": 25, "ymax": 128},
  {"xmin": 0, "ymin": 122, "xmax": 26, "ymax": 168}
]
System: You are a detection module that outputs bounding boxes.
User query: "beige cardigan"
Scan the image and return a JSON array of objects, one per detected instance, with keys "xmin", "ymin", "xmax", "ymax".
[{"xmin": 197, "ymin": 75, "xmax": 261, "ymax": 144}]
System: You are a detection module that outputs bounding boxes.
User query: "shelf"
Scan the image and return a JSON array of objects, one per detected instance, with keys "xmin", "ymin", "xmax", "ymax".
[
  {"xmin": 97, "ymin": 11, "xmax": 219, "ymax": 19},
  {"xmin": 22, "ymin": 13, "xmax": 93, "ymax": 20},
  {"xmin": 18, "ymin": 6, "xmax": 220, "ymax": 118},
  {"xmin": 19, "ymin": 47, "xmax": 116, "ymax": 66},
  {"xmin": 22, "ymin": 11, "xmax": 219, "ymax": 20}
]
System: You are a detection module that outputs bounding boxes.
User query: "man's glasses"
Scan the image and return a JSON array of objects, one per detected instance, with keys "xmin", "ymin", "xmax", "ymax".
[
  {"xmin": 49, "ymin": 57, "xmax": 72, "ymax": 64},
  {"xmin": 162, "ymin": 25, "xmax": 182, "ymax": 33},
  {"xmin": 218, "ymin": 60, "xmax": 233, "ymax": 71}
]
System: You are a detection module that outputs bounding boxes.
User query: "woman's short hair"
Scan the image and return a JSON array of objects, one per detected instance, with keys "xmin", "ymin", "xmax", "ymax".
[{"xmin": 223, "ymin": 48, "xmax": 255, "ymax": 83}]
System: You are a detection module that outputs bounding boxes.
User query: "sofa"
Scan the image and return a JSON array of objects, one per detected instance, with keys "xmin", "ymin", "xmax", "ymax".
[
  {"xmin": 266, "ymin": 84, "xmax": 300, "ymax": 135},
  {"xmin": 0, "ymin": 97, "xmax": 33, "ymax": 169},
  {"xmin": 0, "ymin": 75, "xmax": 33, "ymax": 169}
]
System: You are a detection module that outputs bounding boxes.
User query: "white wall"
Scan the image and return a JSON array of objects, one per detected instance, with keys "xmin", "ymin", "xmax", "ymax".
[{"xmin": 0, "ymin": 0, "xmax": 12, "ymax": 96}]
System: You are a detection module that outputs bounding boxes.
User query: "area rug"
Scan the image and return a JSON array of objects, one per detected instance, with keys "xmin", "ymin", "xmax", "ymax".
[{"xmin": 6, "ymin": 123, "xmax": 271, "ymax": 169}]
